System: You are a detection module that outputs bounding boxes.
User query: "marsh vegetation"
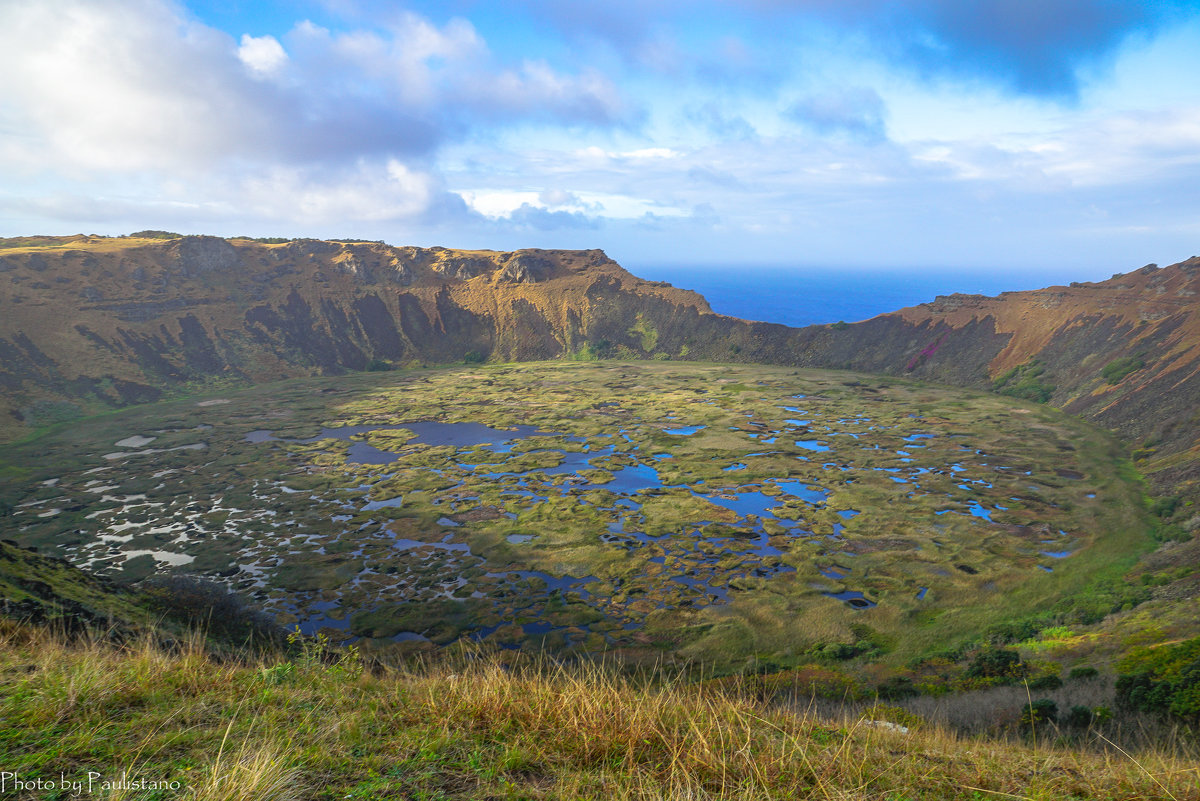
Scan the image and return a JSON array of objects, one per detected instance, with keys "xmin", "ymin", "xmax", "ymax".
[{"xmin": 1, "ymin": 362, "xmax": 1150, "ymax": 674}]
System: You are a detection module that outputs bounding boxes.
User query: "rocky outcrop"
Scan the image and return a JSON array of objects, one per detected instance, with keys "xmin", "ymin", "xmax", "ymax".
[
  {"xmin": 496, "ymin": 253, "xmax": 554, "ymax": 283},
  {"xmin": 169, "ymin": 235, "xmax": 240, "ymax": 277}
]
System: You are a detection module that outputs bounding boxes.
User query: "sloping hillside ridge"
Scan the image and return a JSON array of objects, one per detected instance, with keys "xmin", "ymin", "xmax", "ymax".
[
  {"xmin": 871, "ymin": 258, "xmax": 1200, "ymax": 501},
  {"xmin": 0, "ymin": 235, "xmax": 717, "ymax": 431},
  {"xmin": 1, "ymin": 235, "xmax": 1197, "ymax": 501}
]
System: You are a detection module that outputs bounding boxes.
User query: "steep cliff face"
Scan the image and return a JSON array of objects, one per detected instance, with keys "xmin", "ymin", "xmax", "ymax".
[
  {"xmin": 835, "ymin": 260, "xmax": 1200, "ymax": 498},
  {"xmin": 1, "ymin": 235, "xmax": 1197, "ymax": 499},
  {"xmin": 0, "ymin": 236, "xmax": 715, "ymax": 439}
]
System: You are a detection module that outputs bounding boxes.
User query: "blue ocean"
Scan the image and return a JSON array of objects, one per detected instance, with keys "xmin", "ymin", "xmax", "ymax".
[{"xmin": 629, "ymin": 266, "xmax": 1066, "ymax": 328}]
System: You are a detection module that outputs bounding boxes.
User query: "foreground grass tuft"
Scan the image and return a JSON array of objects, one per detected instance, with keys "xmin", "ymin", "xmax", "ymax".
[{"xmin": 0, "ymin": 621, "xmax": 1197, "ymax": 800}]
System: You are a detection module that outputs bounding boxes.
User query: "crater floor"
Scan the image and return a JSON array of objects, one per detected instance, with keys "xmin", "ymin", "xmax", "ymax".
[{"xmin": 2, "ymin": 361, "xmax": 1151, "ymax": 667}]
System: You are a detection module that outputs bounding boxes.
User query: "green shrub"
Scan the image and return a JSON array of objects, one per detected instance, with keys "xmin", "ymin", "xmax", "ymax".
[
  {"xmin": 1069, "ymin": 665, "xmax": 1099, "ymax": 680},
  {"xmin": 571, "ymin": 340, "xmax": 612, "ymax": 361},
  {"xmin": 1150, "ymin": 496, "xmax": 1180, "ymax": 519},
  {"xmin": 129, "ymin": 229, "xmax": 183, "ymax": 239},
  {"xmin": 1064, "ymin": 705, "xmax": 1094, "ymax": 728},
  {"xmin": 985, "ymin": 616, "xmax": 1049, "ymax": 644},
  {"xmin": 964, "ymin": 647, "xmax": 1027, "ymax": 681},
  {"xmin": 875, "ymin": 676, "xmax": 918, "ymax": 700},
  {"xmin": 1101, "ymin": 355, "xmax": 1145, "ymax": 384},
  {"xmin": 993, "ymin": 360, "xmax": 1055, "ymax": 403},
  {"xmin": 817, "ymin": 642, "xmax": 862, "ymax": 660},
  {"xmin": 1021, "ymin": 698, "xmax": 1058, "ymax": 725},
  {"xmin": 1028, "ymin": 674, "xmax": 1063, "ymax": 691},
  {"xmin": 1053, "ymin": 577, "xmax": 1150, "ymax": 624},
  {"xmin": 1116, "ymin": 637, "xmax": 1200, "ymax": 720}
]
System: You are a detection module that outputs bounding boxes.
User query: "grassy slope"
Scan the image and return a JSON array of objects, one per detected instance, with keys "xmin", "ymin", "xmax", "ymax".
[{"xmin": 1, "ymin": 622, "xmax": 1196, "ymax": 801}]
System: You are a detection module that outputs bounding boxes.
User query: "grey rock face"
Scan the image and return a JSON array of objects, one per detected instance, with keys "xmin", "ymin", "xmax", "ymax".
[
  {"xmin": 496, "ymin": 254, "xmax": 552, "ymax": 284},
  {"xmin": 170, "ymin": 236, "xmax": 240, "ymax": 277}
]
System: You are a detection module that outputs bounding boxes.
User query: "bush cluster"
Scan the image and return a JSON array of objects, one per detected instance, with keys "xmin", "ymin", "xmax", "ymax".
[
  {"xmin": 1116, "ymin": 637, "xmax": 1200, "ymax": 721},
  {"xmin": 1101, "ymin": 355, "xmax": 1145, "ymax": 384},
  {"xmin": 992, "ymin": 360, "xmax": 1055, "ymax": 403}
]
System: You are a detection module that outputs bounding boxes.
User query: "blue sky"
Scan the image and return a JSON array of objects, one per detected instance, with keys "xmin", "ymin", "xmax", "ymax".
[{"xmin": 2, "ymin": 0, "xmax": 1199, "ymax": 281}]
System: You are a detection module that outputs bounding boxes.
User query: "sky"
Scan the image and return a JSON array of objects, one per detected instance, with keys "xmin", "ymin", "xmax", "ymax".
[{"xmin": 2, "ymin": 0, "xmax": 1200, "ymax": 281}]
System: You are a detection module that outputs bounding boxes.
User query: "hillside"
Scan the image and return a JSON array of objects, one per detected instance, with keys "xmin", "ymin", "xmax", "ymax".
[
  {"xmin": 2, "ymin": 615, "xmax": 1195, "ymax": 800},
  {"xmin": 0, "ymin": 234, "xmax": 715, "ymax": 440},
  {"xmin": 0, "ymin": 535, "xmax": 1193, "ymax": 800},
  {"xmin": 2, "ymin": 235, "xmax": 1196, "ymax": 510},
  {"xmin": 869, "ymin": 260, "xmax": 1200, "ymax": 504}
]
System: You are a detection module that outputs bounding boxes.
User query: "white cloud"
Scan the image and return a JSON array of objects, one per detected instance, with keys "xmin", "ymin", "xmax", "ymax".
[
  {"xmin": 0, "ymin": 0, "xmax": 258, "ymax": 172},
  {"xmin": 461, "ymin": 187, "xmax": 684, "ymax": 220},
  {"xmin": 0, "ymin": 0, "xmax": 630, "ymax": 220},
  {"xmin": 238, "ymin": 34, "xmax": 288, "ymax": 77},
  {"xmin": 239, "ymin": 160, "xmax": 440, "ymax": 222},
  {"xmin": 538, "ymin": 188, "xmax": 602, "ymax": 209},
  {"xmin": 0, "ymin": 0, "xmax": 641, "ymax": 242},
  {"xmin": 462, "ymin": 190, "xmax": 541, "ymax": 217}
]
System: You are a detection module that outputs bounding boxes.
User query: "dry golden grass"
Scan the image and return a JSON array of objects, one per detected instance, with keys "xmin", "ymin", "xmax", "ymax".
[{"xmin": 1, "ymin": 621, "xmax": 1197, "ymax": 800}]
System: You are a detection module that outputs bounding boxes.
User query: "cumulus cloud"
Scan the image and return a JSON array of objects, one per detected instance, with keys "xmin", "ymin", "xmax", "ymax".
[
  {"xmin": 238, "ymin": 34, "xmax": 288, "ymax": 77},
  {"xmin": 536, "ymin": 189, "xmax": 604, "ymax": 211},
  {"xmin": 538, "ymin": 188, "xmax": 578, "ymax": 207},
  {"xmin": 0, "ymin": 0, "xmax": 630, "ymax": 224}
]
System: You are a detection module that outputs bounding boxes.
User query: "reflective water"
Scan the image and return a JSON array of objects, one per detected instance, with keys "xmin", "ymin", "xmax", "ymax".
[
  {"xmin": 228, "ymin": 407, "xmax": 1097, "ymax": 643},
  {"xmin": 664, "ymin": 425, "xmax": 706, "ymax": 436}
]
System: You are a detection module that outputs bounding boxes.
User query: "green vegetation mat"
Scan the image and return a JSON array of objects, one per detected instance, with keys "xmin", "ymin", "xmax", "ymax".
[{"xmin": 0, "ymin": 361, "xmax": 1153, "ymax": 671}]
